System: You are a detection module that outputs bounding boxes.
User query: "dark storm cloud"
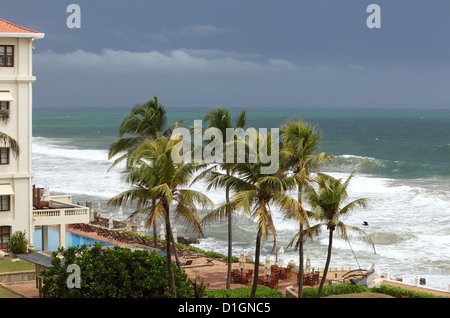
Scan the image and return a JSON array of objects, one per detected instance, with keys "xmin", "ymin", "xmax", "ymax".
[{"xmin": 4, "ymin": 0, "xmax": 450, "ymax": 109}]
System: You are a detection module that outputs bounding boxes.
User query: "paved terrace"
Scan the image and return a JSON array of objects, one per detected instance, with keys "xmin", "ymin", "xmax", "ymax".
[{"xmin": 3, "ymin": 223, "xmax": 450, "ymax": 298}]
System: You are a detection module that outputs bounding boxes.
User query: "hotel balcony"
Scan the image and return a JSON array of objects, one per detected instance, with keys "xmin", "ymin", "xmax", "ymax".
[
  {"xmin": 32, "ymin": 185, "xmax": 90, "ymax": 250},
  {"xmin": 32, "ymin": 185, "xmax": 90, "ymax": 226},
  {"xmin": 32, "ymin": 199, "xmax": 90, "ymax": 226}
]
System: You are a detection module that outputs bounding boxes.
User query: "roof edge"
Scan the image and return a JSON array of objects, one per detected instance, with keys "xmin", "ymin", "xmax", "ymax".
[{"xmin": 0, "ymin": 32, "xmax": 45, "ymax": 39}]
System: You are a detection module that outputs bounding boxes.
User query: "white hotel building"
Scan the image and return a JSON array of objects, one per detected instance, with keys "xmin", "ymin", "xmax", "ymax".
[{"xmin": 0, "ymin": 18, "xmax": 89, "ymax": 253}]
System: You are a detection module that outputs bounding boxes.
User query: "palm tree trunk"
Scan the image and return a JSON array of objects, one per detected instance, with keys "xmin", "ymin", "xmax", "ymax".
[
  {"xmin": 152, "ymin": 198, "xmax": 158, "ymax": 248},
  {"xmin": 169, "ymin": 229, "xmax": 180, "ymax": 268},
  {"xmin": 153, "ymin": 222, "xmax": 157, "ymax": 247},
  {"xmin": 163, "ymin": 200, "xmax": 177, "ymax": 298},
  {"xmin": 225, "ymin": 179, "xmax": 232, "ymax": 289},
  {"xmin": 317, "ymin": 228, "xmax": 334, "ymax": 298},
  {"xmin": 250, "ymin": 228, "xmax": 262, "ymax": 298},
  {"xmin": 298, "ymin": 222, "xmax": 304, "ymax": 298},
  {"xmin": 297, "ymin": 184, "xmax": 304, "ymax": 298}
]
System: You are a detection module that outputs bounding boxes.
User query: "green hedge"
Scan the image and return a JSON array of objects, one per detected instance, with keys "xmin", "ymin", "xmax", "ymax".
[
  {"xmin": 205, "ymin": 285, "xmax": 285, "ymax": 298},
  {"xmin": 300, "ymin": 283, "xmax": 448, "ymax": 298},
  {"xmin": 370, "ymin": 285, "xmax": 449, "ymax": 298},
  {"xmin": 302, "ymin": 283, "xmax": 369, "ymax": 298}
]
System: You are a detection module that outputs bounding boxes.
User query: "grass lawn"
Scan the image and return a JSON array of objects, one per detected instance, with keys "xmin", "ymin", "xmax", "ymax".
[
  {"xmin": 0, "ymin": 258, "xmax": 35, "ymax": 273},
  {"xmin": 0, "ymin": 285, "xmax": 23, "ymax": 298}
]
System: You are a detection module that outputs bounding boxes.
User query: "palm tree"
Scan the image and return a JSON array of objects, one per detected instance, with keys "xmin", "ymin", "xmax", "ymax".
[
  {"xmin": 109, "ymin": 95, "xmax": 182, "ymax": 167},
  {"xmin": 280, "ymin": 118, "xmax": 332, "ymax": 297},
  {"xmin": 0, "ymin": 109, "xmax": 19, "ymax": 157},
  {"xmin": 109, "ymin": 136, "xmax": 213, "ymax": 298},
  {"xmin": 109, "ymin": 96, "xmax": 182, "ymax": 245},
  {"xmin": 207, "ymin": 128, "xmax": 301, "ymax": 298},
  {"xmin": 303, "ymin": 172, "xmax": 375, "ymax": 298},
  {"xmin": 199, "ymin": 106, "xmax": 246, "ymax": 289}
]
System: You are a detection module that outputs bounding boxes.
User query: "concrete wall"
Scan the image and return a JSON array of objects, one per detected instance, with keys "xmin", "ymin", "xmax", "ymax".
[{"xmin": 0, "ymin": 270, "xmax": 35, "ymax": 283}]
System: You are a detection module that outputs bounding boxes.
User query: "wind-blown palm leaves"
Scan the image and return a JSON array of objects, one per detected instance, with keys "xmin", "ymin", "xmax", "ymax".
[
  {"xmin": 109, "ymin": 96, "xmax": 182, "ymax": 245},
  {"xmin": 202, "ymin": 128, "xmax": 302, "ymax": 298},
  {"xmin": 302, "ymin": 172, "xmax": 375, "ymax": 298},
  {"xmin": 108, "ymin": 96, "xmax": 183, "ymax": 169},
  {"xmin": 280, "ymin": 118, "xmax": 333, "ymax": 297},
  {"xmin": 109, "ymin": 136, "xmax": 213, "ymax": 298},
  {"xmin": 199, "ymin": 106, "xmax": 246, "ymax": 289},
  {"xmin": 0, "ymin": 109, "xmax": 19, "ymax": 157}
]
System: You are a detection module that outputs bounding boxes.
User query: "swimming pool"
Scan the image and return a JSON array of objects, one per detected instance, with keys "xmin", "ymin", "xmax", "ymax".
[{"xmin": 33, "ymin": 226, "xmax": 115, "ymax": 251}]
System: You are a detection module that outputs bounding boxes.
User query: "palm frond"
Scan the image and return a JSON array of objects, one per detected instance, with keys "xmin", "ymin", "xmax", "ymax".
[
  {"xmin": 335, "ymin": 221, "xmax": 376, "ymax": 254},
  {"xmin": 0, "ymin": 132, "xmax": 19, "ymax": 157},
  {"xmin": 287, "ymin": 223, "xmax": 322, "ymax": 250},
  {"xmin": 338, "ymin": 198, "xmax": 368, "ymax": 218},
  {"xmin": 232, "ymin": 189, "xmax": 258, "ymax": 215},
  {"xmin": 177, "ymin": 189, "xmax": 214, "ymax": 211},
  {"xmin": 235, "ymin": 109, "xmax": 247, "ymax": 128},
  {"xmin": 201, "ymin": 201, "xmax": 236, "ymax": 225}
]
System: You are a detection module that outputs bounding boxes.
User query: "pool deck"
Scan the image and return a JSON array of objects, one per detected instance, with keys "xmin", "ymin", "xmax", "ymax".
[{"xmin": 66, "ymin": 225, "xmax": 129, "ymax": 246}]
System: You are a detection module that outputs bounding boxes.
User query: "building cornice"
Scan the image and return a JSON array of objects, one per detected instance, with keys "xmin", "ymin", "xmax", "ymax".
[
  {"xmin": 0, "ymin": 76, "xmax": 37, "ymax": 83},
  {"xmin": 0, "ymin": 32, "xmax": 45, "ymax": 39}
]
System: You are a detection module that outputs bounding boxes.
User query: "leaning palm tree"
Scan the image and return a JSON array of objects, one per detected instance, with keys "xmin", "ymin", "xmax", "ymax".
[
  {"xmin": 108, "ymin": 136, "xmax": 213, "ymax": 298},
  {"xmin": 0, "ymin": 109, "xmax": 19, "ymax": 157},
  {"xmin": 199, "ymin": 105, "xmax": 246, "ymax": 289},
  {"xmin": 280, "ymin": 118, "xmax": 333, "ymax": 297},
  {"xmin": 109, "ymin": 95, "xmax": 183, "ymax": 168},
  {"xmin": 303, "ymin": 172, "xmax": 375, "ymax": 298},
  {"xmin": 109, "ymin": 96, "xmax": 182, "ymax": 245},
  {"xmin": 206, "ymin": 128, "xmax": 302, "ymax": 298}
]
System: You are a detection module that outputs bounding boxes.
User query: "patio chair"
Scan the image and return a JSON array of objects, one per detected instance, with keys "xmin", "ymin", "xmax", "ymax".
[
  {"xmin": 312, "ymin": 272, "xmax": 320, "ymax": 285},
  {"xmin": 284, "ymin": 266, "xmax": 291, "ymax": 277},
  {"xmin": 268, "ymin": 276, "xmax": 278, "ymax": 289},
  {"xmin": 241, "ymin": 269, "xmax": 253, "ymax": 284},
  {"xmin": 96, "ymin": 228, "xmax": 108, "ymax": 237},
  {"xmin": 257, "ymin": 275, "xmax": 266, "ymax": 285},
  {"xmin": 231, "ymin": 270, "xmax": 239, "ymax": 283},
  {"xmin": 114, "ymin": 232, "xmax": 128, "ymax": 242}
]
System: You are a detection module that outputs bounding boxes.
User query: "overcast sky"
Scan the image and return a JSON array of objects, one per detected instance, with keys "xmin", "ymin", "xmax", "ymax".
[{"xmin": 4, "ymin": 0, "xmax": 450, "ymax": 109}]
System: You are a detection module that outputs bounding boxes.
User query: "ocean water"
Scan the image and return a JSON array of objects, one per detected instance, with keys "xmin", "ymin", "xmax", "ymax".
[{"xmin": 31, "ymin": 107, "xmax": 450, "ymax": 290}]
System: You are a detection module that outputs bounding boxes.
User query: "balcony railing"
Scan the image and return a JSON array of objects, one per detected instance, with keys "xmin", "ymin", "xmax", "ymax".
[
  {"xmin": 33, "ymin": 208, "xmax": 89, "ymax": 218},
  {"xmin": 32, "ymin": 199, "xmax": 90, "ymax": 226}
]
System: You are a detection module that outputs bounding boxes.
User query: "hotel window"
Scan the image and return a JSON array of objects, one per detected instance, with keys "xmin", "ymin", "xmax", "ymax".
[
  {"xmin": 0, "ymin": 101, "xmax": 9, "ymax": 110},
  {"xmin": 0, "ymin": 46, "xmax": 14, "ymax": 67},
  {"xmin": 0, "ymin": 195, "xmax": 10, "ymax": 211},
  {"xmin": 0, "ymin": 101, "xmax": 9, "ymax": 118},
  {"xmin": 0, "ymin": 148, "xmax": 9, "ymax": 164},
  {"xmin": 0, "ymin": 226, "xmax": 10, "ymax": 250}
]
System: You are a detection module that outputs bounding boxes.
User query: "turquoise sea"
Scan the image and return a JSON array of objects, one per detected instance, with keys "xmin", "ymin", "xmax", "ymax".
[{"xmin": 32, "ymin": 107, "xmax": 450, "ymax": 290}]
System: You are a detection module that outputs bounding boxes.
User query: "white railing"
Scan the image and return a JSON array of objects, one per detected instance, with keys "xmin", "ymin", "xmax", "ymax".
[
  {"xmin": 32, "ymin": 200, "xmax": 90, "ymax": 226},
  {"xmin": 64, "ymin": 208, "xmax": 89, "ymax": 216},
  {"xmin": 33, "ymin": 210, "xmax": 61, "ymax": 218},
  {"xmin": 33, "ymin": 208, "xmax": 89, "ymax": 218}
]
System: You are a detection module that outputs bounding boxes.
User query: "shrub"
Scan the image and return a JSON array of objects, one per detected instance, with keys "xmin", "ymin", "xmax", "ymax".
[
  {"xmin": 302, "ymin": 283, "xmax": 369, "ymax": 298},
  {"xmin": 206, "ymin": 285, "xmax": 285, "ymax": 298},
  {"xmin": 41, "ymin": 243, "xmax": 194, "ymax": 298},
  {"xmin": 299, "ymin": 283, "xmax": 447, "ymax": 298},
  {"xmin": 9, "ymin": 231, "xmax": 28, "ymax": 254},
  {"xmin": 370, "ymin": 285, "xmax": 449, "ymax": 298}
]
